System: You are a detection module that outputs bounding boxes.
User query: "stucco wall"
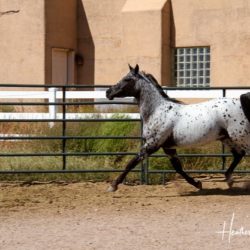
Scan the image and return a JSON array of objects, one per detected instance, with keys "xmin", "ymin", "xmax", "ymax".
[
  {"xmin": 78, "ymin": 0, "xmax": 170, "ymax": 85},
  {"xmin": 171, "ymin": 0, "xmax": 250, "ymax": 86},
  {"xmin": 77, "ymin": 0, "xmax": 127, "ymax": 85},
  {"xmin": 122, "ymin": 0, "xmax": 170, "ymax": 85},
  {"xmin": 1, "ymin": 0, "xmax": 250, "ymax": 87},
  {"xmin": 0, "ymin": 0, "xmax": 45, "ymax": 84},
  {"xmin": 45, "ymin": 0, "xmax": 77, "ymax": 84}
]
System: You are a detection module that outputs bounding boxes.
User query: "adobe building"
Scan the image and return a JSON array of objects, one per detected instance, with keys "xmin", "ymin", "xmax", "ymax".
[{"xmin": 0, "ymin": 0, "xmax": 250, "ymax": 87}]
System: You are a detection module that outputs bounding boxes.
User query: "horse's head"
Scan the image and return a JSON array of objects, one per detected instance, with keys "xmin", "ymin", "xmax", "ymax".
[{"xmin": 106, "ymin": 64, "xmax": 141, "ymax": 100}]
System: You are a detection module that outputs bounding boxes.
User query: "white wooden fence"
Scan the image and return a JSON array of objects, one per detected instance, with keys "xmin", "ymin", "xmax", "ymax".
[{"xmin": 0, "ymin": 88, "xmax": 248, "ymax": 127}]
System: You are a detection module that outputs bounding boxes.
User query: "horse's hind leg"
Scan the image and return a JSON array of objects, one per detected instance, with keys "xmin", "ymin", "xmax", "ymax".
[
  {"xmin": 163, "ymin": 148, "xmax": 202, "ymax": 190},
  {"xmin": 225, "ymin": 148, "xmax": 245, "ymax": 188}
]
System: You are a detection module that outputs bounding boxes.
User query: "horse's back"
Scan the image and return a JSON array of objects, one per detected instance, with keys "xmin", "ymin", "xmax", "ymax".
[{"xmin": 173, "ymin": 98, "xmax": 250, "ymax": 150}]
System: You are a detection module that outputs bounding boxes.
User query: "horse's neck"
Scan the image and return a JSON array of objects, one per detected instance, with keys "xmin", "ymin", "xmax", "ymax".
[{"xmin": 138, "ymin": 85, "xmax": 165, "ymax": 121}]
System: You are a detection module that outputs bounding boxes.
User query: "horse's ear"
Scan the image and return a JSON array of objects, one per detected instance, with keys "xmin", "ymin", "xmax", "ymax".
[
  {"xmin": 128, "ymin": 64, "xmax": 139, "ymax": 75},
  {"xmin": 134, "ymin": 64, "xmax": 139, "ymax": 74},
  {"xmin": 128, "ymin": 64, "xmax": 133, "ymax": 72}
]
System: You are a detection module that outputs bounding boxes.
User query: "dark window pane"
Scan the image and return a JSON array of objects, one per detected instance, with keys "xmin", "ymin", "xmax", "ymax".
[
  {"xmin": 179, "ymin": 63, "xmax": 184, "ymax": 70},
  {"xmin": 179, "ymin": 78, "xmax": 184, "ymax": 85}
]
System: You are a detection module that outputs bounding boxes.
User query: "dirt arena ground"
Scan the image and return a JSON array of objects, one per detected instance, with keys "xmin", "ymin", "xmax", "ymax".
[{"xmin": 0, "ymin": 176, "xmax": 250, "ymax": 250}]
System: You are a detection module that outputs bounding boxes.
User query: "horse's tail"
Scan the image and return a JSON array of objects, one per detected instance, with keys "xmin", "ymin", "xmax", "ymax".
[{"xmin": 240, "ymin": 92, "xmax": 250, "ymax": 122}]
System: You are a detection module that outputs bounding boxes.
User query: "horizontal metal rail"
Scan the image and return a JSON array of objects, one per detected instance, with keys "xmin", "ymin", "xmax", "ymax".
[
  {"xmin": 0, "ymin": 169, "xmax": 248, "ymax": 175},
  {"xmin": 0, "ymin": 101, "xmax": 137, "ymax": 105},
  {"xmin": 0, "ymin": 118, "xmax": 141, "ymax": 122},
  {"xmin": 0, "ymin": 136, "xmax": 142, "ymax": 140},
  {"xmin": 1, "ymin": 83, "xmax": 250, "ymax": 89}
]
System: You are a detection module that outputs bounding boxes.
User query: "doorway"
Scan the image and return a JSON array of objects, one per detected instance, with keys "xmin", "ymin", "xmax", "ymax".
[{"xmin": 52, "ymin": 48, "xmax": 75, "ymax": 85}]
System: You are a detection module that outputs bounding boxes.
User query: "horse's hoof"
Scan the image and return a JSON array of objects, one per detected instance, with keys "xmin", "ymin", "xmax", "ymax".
[
  {"xmin": 107, "ymin": 185, "xmax": 117, "ymax": 192},
  {"xmin": 226, "ymin": 178, "xmax": 234, "ymax": 188},
  {"xmin": 196, "ymin": 181, "xmax": 202, "ymax": 190}
]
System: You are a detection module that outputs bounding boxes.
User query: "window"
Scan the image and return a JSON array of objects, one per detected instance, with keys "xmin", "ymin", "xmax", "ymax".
[{"xmin": 174, "ymin": 47, "xmax": 210, "ymax": 87}]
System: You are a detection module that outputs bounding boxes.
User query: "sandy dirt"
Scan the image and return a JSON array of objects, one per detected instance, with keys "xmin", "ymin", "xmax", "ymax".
[{"xmin": 0, "ymin": 176, "xmax": 250, "ymax": 250}]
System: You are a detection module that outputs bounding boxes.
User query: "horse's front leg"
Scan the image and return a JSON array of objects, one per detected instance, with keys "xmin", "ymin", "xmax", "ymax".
[
  {"xmin": 163, "ymin": 148, "xmax": 202, "ymax": 190},
  {"xmin": 107, "ymin": 145, "xmax": 158, "ymax": 192}
]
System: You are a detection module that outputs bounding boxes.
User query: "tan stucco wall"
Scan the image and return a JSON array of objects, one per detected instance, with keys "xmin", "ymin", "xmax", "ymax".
[
  {"xmin": 0, "ymin": 0, "xmax": 45, "ymax": 84},
  {"xmin": 1, "ymin": 0, "xmax": 250, "ymax": 87},
  {"xmin": 122, "ymin": 0, "xmax": 170, "ymax": 85},
  {"xmin": 45, "ymin": 0, "xmax": 77, "ymax": 84},
  {"xmin": 78, "ymin": 0, "xmax": 170, "ymax": 85},
  {"xmin": 78, "ymin": 0, "xmax": 127, "ymax": 85},
  {"xmin": 79, "ymin": 0, "xmax": 250, "ymax": 86},
  {"xmin": 171, "ymin": 0, "xmax": 250, "ymax": 87}
]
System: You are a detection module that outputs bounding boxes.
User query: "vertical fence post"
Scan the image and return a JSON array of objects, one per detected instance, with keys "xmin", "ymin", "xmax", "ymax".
[
  {"xmin": 140, "ymin": 119, "xmax": 145, "ymax": 184},
  {"xmin": 222, "ymin": 88, "xmax": 226, "ymax": 170},
  {"xmin": 62, "ymin": 86, "xmax": 67, "ymax": 170},
  {"xmin": 140, "ymin": 118, "xmax": 149, "ymax": 184},
  {"xmin": 48, "ymin": 87, "xmax": 58, "ymax": 128}
]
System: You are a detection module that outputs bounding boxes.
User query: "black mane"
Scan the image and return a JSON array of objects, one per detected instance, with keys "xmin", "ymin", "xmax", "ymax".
[{"xmin": 144, "ymin": 73, "xmax": 183, "ymax": 104}]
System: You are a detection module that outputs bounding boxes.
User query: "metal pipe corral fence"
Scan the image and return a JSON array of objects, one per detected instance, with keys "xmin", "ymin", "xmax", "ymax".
[{"xmin": 0, "ymin": 84, "xmax": 250, "ymax": 184}]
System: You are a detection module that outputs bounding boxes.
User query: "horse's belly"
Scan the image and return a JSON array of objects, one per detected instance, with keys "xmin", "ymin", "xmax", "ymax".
[{"xmin": 173, "ymin": 125, "xmax": 219, "ymax": 147}]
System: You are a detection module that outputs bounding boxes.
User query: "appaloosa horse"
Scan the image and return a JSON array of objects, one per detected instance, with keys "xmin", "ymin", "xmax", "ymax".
[{"xmin": 106, "ymin": 64, "xmax": 250, "ymax": 192}]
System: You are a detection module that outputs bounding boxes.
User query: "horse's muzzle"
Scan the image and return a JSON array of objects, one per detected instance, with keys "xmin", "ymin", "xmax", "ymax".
[{"xmin": 106, "ymin": 88, "xmax": 114, "ymax": 100}]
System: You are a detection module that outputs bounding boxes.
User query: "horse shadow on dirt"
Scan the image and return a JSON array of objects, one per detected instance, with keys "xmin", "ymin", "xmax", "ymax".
[{"xmin": 181, "ymin": 183, "xmax": 250, "ymax": 197}]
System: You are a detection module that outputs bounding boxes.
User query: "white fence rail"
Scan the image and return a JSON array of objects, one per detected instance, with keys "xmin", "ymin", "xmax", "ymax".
[{"xmin": 0, "ymin": 88, "xmax": 249, "ymax": 126}]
